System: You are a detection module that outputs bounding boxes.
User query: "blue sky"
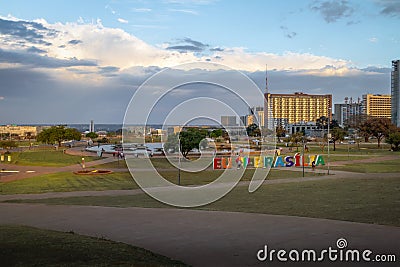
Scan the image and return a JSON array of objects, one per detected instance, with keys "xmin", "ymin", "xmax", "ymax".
[{"xmin": 0, "ymin": 0, "xmax": 399, "ymax": 123}]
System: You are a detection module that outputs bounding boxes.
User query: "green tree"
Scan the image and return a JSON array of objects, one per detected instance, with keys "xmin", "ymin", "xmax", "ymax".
[
  {"xmin": 330, "ymin": 127, "xmax": 346, "ymax": 151},
  {"xmin": 0, "ymin": 140, "xmax": 18, "ymax": 149},
  {"xmin": 290, "ymin": 132, "xmax": 303, "ymax": 152},
  {"xmin": 86, "ymin": 132, "xmax": 98, "ymax": 139},
  {"xmin": 275, "ymin": 125, "xmax": 286, "ymax": 143},
  {"xmin": 246, "ymin": 123, "xmax": 261, "ymax": 137},
  {"xmin": 163, "ymin": 133, "xmax": 179, "ymax": 153},
  {"xmin": 37, "ymin": 126, "xmax": 81, "ymax": 147},
  {"xmin": 210, "ymin": 129, "xmax": 223, "ymax": 139},
  {"xmin": 386, "ymin": 131, "xmax": 400, "ymax": 151},
  {"xmin": 178, "ymin": 128, "xmax": 207, "ymax": 158},
  {"xmin": 316, "ymin": 116, "xmax": 329, "ymax": 129},
  {"xmin": 358, "ymin": 117, "xmax": 396, "ymax": 148}
]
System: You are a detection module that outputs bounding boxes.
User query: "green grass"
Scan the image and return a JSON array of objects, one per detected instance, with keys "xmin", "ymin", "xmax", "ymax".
[
  {"xmin": 0, "ymin": 225, "xmax": 188, "ymax": 266},
  {"xmin": 5, "ymin": 150, "xmax": 96, "ymax": 167},
  {"xmin": 92, "ymin": 159, "xmax": 128, "ymax": 169},
  {"xmin": 0, "ymin": 168, "xmax": 319, "ymax": 195},
  {"xmin": 0, "ymin": 172, "xmax": 139, "ymax": 195},
  {"xmin": 155, "ymin": 168, "xmax": 323, "ymax": 186},
  {"xmin": 330, "ymin": 160, "xmax": 400, "ymax": 173},
  {"xmin": 16, "ymin": 176, "xmax": 400, "ymax": 227}
]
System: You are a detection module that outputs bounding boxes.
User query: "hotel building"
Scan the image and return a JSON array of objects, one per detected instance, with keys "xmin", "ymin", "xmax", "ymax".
[
  {"xmin": 362, "ymin": 94, "xmax": 391, "ymax": 119},
  {"xmin": 264, "ymin": 92, "xmax": 332, "ymax": 128}
]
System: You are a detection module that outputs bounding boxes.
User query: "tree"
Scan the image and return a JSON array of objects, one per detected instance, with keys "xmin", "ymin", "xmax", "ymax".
[
  {"xmin": 316, "ymin": 116, "xmax": 329, "ymax": 129},
  {"xmin": 246, "ymin": 123, "xmax": 261, "ymax": 137},
  {"xmin": 210, "ymin": 129, "xmax": 223, "ymax": 139},
  {"xmin": 86, "ymin": 132, "xmax": 98, "ymax": 139},
  {"xmin": 290, "ymin": 132, "xmax": 303, "ymax": 152},
  {"xmin": 330, "ymin": 127, "xmax": 346, "ymax": 151},
  {"xmin": 315, "ymin": 136, "xmax": 327, "ymax": 152},
  {"xmin": 0, "ymin": 140, "xmax": 18, "ymax": 149},
  {"xmin": 275, "ymin": 125, "xmax": 286, "ymax": 143},
  {"xmin": 178, "ymin": 128, "xmax": 207, "ymax": 158},
  {"xmin": 163, "ymin": 133, "xmax": 179, "ymax": 153},
  {"xmin": 358, "ymin": 118, "xmax": 396, "ymax": 148},
  {"xmin": 386, "ymin": 131, "xmax": 400, "ymax": 151},
  {"xmin": 37, "ymin": 126, "xmax": 81, "ymax": 146}
]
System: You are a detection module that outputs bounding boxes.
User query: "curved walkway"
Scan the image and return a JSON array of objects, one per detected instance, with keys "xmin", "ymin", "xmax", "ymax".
[{"xmin": 0, "ymin": 203, "xmax": 399, "ymax": 266}]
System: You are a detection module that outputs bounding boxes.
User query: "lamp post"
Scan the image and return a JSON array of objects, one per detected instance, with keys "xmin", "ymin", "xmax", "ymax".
[
  {"xmin": 302, "ymin": 135, "xmax": 305, "ymax": 177},
  {"xmin": 178, "ymin": 138, "xmax": 181, "ymax": 186},
  {"xmin": 327, "ymin": 108, "xmax": 331, "ymax": 175}
]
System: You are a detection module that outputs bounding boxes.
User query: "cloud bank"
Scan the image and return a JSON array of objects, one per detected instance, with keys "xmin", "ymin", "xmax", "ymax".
[{"xmin": 0, "ymin": 16, "xmax": 390, "ymax": 124}]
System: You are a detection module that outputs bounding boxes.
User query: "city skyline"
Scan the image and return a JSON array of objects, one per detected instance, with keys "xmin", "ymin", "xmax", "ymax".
[{"xmin": 0, "ymin": 0, "xmax": 399, "ymax": 124}]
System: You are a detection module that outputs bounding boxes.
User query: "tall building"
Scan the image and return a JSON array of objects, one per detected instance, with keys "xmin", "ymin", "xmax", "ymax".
[
  {"xmin": 391, "ymin": 60, "xmax": 400, "ymax": 127},
  {"xmin": 362, "ymin": 94, "xmax": 391, "ymax": 119},
  {"xmin": 334, "ymin": 97, "xmax": 363, "ymax": 127},
  {"xmin": 89, "ymin": 120, "xmax": 95, "ymax": 133},
  {"xmin": 220, "ymin": 116, "xmax": 237, "ymax": 126},
  {"xmin": 265, "ymin": 92, "xmax": 332, "ymax": 126}
]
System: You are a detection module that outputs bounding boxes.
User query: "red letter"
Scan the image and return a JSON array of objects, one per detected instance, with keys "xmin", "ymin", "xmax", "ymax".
[{"xmin": 213, "ymin": 158, "xmax": 222, "ymax": 169}]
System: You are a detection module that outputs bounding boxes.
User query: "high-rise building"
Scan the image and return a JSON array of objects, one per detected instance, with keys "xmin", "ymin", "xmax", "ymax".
[
  {"xmin": 264, "ymin": 92, "xmax": 332, "ymax": 126},
  {"xmin": 220, "ymin": 116, "xmax": 237, "ymax": 126},
  {"xmin": 89, "ymin": 120, "xmax": 95, "ymax": 133},
  {"xmin": 391, "ymin": 60, "xmax": 400, "ymax": 127},
  {"xmin": 362, "ymin": 94, "xmax": 391, "ymax": 119},
  {"xmin": 334, "ymin": 97, "xmax": 363, "ymax": 127}
]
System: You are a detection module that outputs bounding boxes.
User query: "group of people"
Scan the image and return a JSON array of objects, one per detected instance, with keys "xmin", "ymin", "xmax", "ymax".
[{"xmin": 113, "ymin": 151, "xmax": 124, "ymax": 159}]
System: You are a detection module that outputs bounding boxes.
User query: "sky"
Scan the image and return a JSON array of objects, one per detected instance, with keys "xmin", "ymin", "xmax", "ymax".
[{"xmin": 0, "ymin": 0, "xmax": 399, "ymax": 124}]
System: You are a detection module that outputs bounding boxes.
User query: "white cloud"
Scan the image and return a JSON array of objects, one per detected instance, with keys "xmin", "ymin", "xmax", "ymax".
[
  {"xmin": 0, "ymin": 96, "xmax": 5, "ymax": 100},
  {"xmin": 369, "ymin": 37, "xmax": 378, "ymax": 43},
  {"xmin": 133, "ymin": 8, "xmax": 152, "ymax": 12},
  {"xmin": 117, "ymin": 18, "xmax": 129, "ymax": 24},
  {"xmin": 207, "ymin": 47, "xmax": 350, "ymax": 72},
  {"xmin": 0, "ymin": 16, "xmax": 360, "ymax": 76},
  {"xmin": 168, "ymin": 9, "xmax": 198, "ymax": 15}
]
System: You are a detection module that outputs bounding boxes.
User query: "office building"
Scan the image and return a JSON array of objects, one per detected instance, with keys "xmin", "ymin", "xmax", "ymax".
[
  {"xmin": 286, "ymin": 122, "xmax": 322, "ymax": 137},
  {"xmin": 220, "ymin": 116, "xmax": 237, "ymax": 126},
  {"xmin": 334, "ymin": 97, "xmax": 363, "ymax": 127},
  {"xmin": 392, "ymin": 60, "xmax": 400, "ymax": 127},
  {"xmin": 264, "ymin": 92, "xmax": 332, "ymax": 127},
  {"xmin": 362, "ymin": 94, "xmax": 391, "ymax": 119},
  {"xmin": 0, "ymin": 125, "xmax": 39, "ymax": 139}
]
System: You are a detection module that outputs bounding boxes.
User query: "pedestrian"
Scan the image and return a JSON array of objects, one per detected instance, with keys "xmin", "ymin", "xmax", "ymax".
[
  {"xmin": 236, "ymin": 155, "xmax": 242, "ymax": 169},
  {"xmin": 311, "ymin": 160, "xmax": 316, "ymax": 171}
]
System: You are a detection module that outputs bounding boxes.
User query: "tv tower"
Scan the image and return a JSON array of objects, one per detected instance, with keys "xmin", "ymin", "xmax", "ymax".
[{"xmin": 263, "ymin": 64, "xmax": 270, "ymax": 129}]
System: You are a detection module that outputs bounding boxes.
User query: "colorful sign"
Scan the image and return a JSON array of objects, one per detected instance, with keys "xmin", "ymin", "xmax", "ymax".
[{"xmin": 213, "ymin": 153, "xmax": 325, "ymax": 169}]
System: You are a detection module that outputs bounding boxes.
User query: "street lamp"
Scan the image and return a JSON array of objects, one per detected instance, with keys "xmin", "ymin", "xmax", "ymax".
[
  {"xmin": 327, "ymin": 108, "xmax": 331, "ymax": 175},
  {"xmin": 178, "ymin": 136, "xmax": 181, "ymax": 186},
  {"xmin": 302, "ymin": 135, "xmax": 305, "ymax": 177}
]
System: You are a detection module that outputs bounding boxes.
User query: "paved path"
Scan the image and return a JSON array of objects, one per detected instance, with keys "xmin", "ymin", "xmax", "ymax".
[{"xmin": 0, "ymin": 203, "xmax": 399, "ymax": 266}]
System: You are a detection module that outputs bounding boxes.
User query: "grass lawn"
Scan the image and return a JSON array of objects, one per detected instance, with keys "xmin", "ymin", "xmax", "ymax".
[
  {"xmin": 5, "ymin": 150, "xmax": 96, "ymax": 167},
  {"xmin": 92, "ymin": 159, "xmax": 128, "ymax": 169},
  {"xmin": 0, "ymin": 172, "xmax": 139, "ymax": 195},
  {"xmin": 0, "ymin": 168, "xmax": 320, "ymax": 194},
  {"xmin": 15, "ymin": 176, "xmax": 400, "ymax": 227},
  {"xmin": 330, "ymin": 159, "xmax": 400, "ymax": 173},
  {"xmin": 0, "ymin": 225, "xmax": 187, "ymax": 266}
]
